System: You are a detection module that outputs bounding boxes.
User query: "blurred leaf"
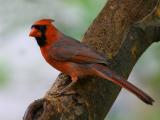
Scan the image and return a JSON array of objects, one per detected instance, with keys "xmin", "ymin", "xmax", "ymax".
[{"xmin": 0, "ymin": 60, "xmax": 10, "ymax": 87}]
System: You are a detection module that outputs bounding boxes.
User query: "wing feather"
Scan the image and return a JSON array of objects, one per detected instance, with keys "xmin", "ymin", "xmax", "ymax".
[{"xmin": 50, "ymin": 36, "xmax": 108, "ymax": 65}]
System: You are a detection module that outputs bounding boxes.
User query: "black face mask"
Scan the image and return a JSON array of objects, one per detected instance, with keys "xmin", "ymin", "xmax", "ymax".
[{"xmin": 31, "ymin": 25, "xmax": 47, "ymax": 47}]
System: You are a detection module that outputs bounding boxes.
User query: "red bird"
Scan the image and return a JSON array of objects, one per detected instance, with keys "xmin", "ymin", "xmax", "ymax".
[{"xmin": 29, "ymin": 19, "xmax": 154, "ymax": 105}]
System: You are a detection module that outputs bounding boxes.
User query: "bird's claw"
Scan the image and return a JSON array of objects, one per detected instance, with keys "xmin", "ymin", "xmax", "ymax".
[
  {"xmin": 52, "ymin": 91, "xmax": 65, "ymax": 97},
  {"xmin": 49, "ymin": 90, "xmax": 77, "ymax": 98}
]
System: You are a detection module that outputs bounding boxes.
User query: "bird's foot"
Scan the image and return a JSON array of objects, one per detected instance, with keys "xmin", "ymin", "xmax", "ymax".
[
  {"xmin": 49, "ymin": 81, "xmax": 77, "ymax": 97},
  {"xmin": 49, "ymin": 90, "xmax": 77, "ymax": 97}
]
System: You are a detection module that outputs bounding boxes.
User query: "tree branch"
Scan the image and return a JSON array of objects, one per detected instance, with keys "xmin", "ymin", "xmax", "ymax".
[{"xmin": 23, "ymin": 0, "xmax": 160, "ymax": 120}]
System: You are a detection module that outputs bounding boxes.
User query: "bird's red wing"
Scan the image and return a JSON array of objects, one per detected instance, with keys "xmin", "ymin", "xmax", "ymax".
[{"xmin": 49, "ymin": 37, "xmax": 108, "ymax": 64}]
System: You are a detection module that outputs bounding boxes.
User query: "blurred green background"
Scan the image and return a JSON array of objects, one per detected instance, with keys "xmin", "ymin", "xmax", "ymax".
[{"xmin": 0, "ymin": 0, "xmax": 159, "ymax": 119}]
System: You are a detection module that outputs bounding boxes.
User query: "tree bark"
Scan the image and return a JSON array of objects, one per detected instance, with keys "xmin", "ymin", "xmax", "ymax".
[{"xmin": 23, "ymin": 0, "xmax": 160, "ymax": 120}]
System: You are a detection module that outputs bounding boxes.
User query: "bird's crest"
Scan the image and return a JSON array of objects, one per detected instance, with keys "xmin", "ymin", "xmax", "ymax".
[{"xmin": 33, "ymin": 19, "xmax": 55, "ymax": 25}]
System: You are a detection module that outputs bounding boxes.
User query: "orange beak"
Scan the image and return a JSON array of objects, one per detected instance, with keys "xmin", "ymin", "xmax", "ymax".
[{"xmin": 29, "ymin": 28, "xmax": 41, "ymax": 37}]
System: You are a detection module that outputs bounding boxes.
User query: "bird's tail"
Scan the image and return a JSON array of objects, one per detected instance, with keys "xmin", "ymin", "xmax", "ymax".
[{"xmin": 92, "ymin": 64, "xmax": 154, "ymax": 105}]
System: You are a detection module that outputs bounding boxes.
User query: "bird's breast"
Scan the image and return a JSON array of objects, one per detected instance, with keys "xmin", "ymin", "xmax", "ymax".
[
  {"xmin": 40, "ymin": 46, "xmax": 94, "ymax": 78},
  {"xmin": 40, "ymin": 47, "xmax": 74, "ymax": 74}
]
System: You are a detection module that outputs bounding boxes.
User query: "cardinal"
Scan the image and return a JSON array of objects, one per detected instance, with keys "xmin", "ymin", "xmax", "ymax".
[{"xmin": 29, "ymin": 19, "xmax": 154, "ymax": 105}]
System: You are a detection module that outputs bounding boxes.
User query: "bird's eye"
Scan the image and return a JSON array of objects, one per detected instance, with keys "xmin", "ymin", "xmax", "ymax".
[
  {"xmin": 31, "ymin": 25, "xmax": 46, "ymax": 32},
  {"xmin": 39, "ymin": 26, "xmax": 46, "ymax": 32}
]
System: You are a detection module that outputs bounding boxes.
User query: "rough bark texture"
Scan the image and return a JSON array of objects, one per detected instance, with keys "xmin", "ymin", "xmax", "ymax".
[{"xmin": 24, "ymin": 0, "xmax": 160, "ymax": 120}]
